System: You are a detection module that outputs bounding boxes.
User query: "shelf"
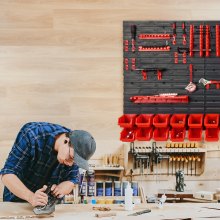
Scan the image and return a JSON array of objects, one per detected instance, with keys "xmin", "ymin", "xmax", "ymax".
[{"xmin": 92, "ymin": 166, "xmax": 124, "ymax": 171}]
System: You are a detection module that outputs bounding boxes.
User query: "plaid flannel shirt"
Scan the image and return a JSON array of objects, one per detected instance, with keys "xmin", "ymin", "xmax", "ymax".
[{"xmin": 0, "ymin": 122, "xmax": 79, "ymax": 202}]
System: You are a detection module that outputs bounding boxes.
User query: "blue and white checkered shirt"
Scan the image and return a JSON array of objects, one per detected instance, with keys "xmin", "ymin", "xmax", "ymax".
[{"xmin": 0, "ymin": 122, "xmax": 79, "ymax": 202}]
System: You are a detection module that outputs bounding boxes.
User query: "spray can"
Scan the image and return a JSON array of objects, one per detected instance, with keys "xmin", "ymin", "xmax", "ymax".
[{"xmin": 125, "ymin": 182, "xmax": 133, "ymax": 211}]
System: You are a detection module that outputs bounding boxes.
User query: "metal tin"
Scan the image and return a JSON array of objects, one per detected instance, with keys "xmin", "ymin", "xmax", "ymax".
[
  {"xmin": 114, "ymin": 181, "xmax": 121, "ymax": 196},
  {"xmin": 96, "ymin": 181, "xmax": 104, "ymax": 196},
  {"xmin": 105, "ymin": 181, "xmax": 112, "ymax": 196}
]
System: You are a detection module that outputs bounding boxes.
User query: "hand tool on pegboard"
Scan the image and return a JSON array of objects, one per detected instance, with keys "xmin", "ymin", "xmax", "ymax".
[
  {"xmin": 139, "ymin": 45, "xmax": 170, "ymax": 51},
  {"xmin": 172, "ymin": 22, "xmax": 177, "ymax": 45},
  {"xmin": 139, "ymin": 33, "xmax": 171, "ymax": 39},
  {"xmin": 130, "ymin": 93, "xmax": 189, "ymax": 103},
  {"xmin": 124, "ymin": 40, "xmax": 129, "ymax": 52},
  {"xmin": 124, "ymin": 58, "xmax": 129, "ymax": 71},
  {"xmin": 200, "ymin": 25, "xmax": 204, "ymax": 57},
  {"xmin": 131, "ymin": 25, "xmax": 137, "ymax": 53},
  {"xmin": 188, "ymin": 156, "xmax": 193, "ymax": 176},
  {"xmin": 206, "ymin": 25, "xmax": 210, "ymax": 57},
  {"xmin": 185, "ymin": 64, "xmax": 196, "ymax": 92},
  {"xmin": 189, "ymin": 25, "xmax": 194, "ymax": 57},
  {"xmin": 182, "ymin": 22, "xmax": 187, "ymax": 45},
  {"xmin": 192, "ymin": 156, "xmax": 196, "ymax": 176},
  {"xmin": 216, "ymin": 24, "xmax": 220, "ymax": 57},
  {"xmin": 199, "ymin": 78, "xmax": 220, "ymax": 89},
  {"xmin": 195, "ymin": 156, "xmax": 201, "ymax": 176},
  {"xmin": 185, "ymin": 157, "xmax": 189, "ymax": 176},
  {"xmin": 134, "ymin": 68, "xmax": 166, "ymax": 80}
]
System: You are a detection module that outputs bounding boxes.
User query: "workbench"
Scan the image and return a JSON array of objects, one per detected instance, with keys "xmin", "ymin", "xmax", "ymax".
[{"xmin": 0, "ymin": 202, "xmax": 220, "ymax": 220}]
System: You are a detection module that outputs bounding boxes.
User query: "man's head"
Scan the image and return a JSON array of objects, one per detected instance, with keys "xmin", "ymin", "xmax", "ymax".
[{"xmin": 55, "ymin": 130, "xmax": 96, "ymax": 170}]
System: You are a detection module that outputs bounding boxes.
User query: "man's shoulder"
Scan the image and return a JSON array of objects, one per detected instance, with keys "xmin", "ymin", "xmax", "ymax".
[{"xmin": 20, "ymin": 122, "xmax": 71, "ymax": 136}]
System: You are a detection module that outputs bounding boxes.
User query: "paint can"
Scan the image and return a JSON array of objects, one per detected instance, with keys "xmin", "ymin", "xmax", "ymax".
[
  {"xmin": 114, "ymin": 181, "xmax": 121, "ymax": 196},
  {"xmin": 87, "ymin": 170, "xmax": 95, "ymax": 196},
  {"xmin": 122, "ymin": 181, "xmax": 128, "ymax": 196},
  {"xmin": 131, "ymin": 181, "xmax": 138, "ymax": 196},
  {"xmin": 105, "ymin": 181, "xmax": 112, "ymax": 196},
  {"xmin": 96, "ymin": 181, "xmax": 104, "ymax": 196}
]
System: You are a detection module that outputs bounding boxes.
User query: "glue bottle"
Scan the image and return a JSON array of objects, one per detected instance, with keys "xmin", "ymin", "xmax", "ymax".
[{"xmin": 125, "ymin": 182, "xmax": 133, "ymax": 211}]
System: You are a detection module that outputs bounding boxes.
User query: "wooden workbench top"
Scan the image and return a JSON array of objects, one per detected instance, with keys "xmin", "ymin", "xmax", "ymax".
[{"xmin": 0, "ymin": 202, "xmax": 220, "ymax": 219}]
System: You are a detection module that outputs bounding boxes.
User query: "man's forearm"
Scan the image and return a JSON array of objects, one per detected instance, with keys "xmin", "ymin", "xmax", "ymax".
[{"xmin": 1, "ymin": 174, "xmax": 34, "ymax": 203}]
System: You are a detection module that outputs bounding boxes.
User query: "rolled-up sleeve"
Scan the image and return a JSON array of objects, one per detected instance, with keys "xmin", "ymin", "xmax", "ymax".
[{"xmin": 0, "ymin": 128, "xmax": 32, "ymax": 176}]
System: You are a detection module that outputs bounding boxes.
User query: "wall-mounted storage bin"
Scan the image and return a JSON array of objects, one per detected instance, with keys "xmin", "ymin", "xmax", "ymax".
[
  {"xmin": 204, "ymin": 114, "xmax": 219, "ymax": 128},
  {"xmin": 170, "ymin": 128, "xmax": 186, "ymax": 142},
  {"xmin": 118, "ymin": 114, "xmax": 137, "ymax": 128},
  {"xmin": 120, "ymin": 128, "xmax": 135, "ymax": 142},
  {"xmin": 153, "ymin": 127, "xmax": 169, "ymax": 141},
  {"xmin": 136, "ymin": 127, "xmax": 153, "ymax": 141},
  {"xmin": 188, "ymin": 114, "xmax": 203, "ymax": 128},
  {"xmin": 135, "ymin": 114, "xmax": 154, "ymax": 128},
  {"xmin": 153, "ymin": 114, "xmax": 170, "ymax": 128},
  {"xmin": 188, "ymin": 128, "xmax": 202, "ymax": 141},
  {"xmin": 205, "ymin": 128, "xmax": 219, "ymax": 142},
  {"xmin": 170, "ymin": 114, "xmax": 187, "ymax": 128}
]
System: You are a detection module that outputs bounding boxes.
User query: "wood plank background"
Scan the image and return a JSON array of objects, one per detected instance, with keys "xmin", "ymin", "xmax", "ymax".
[{"xmin": 0, "ymin": 0, "xmax": 220, "ymax": 199}]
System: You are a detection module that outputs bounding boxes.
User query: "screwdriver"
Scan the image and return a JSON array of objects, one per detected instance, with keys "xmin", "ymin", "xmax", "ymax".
[{"xmin": 131, "ymin": 25, "xmax": 137, "ymax": 53}]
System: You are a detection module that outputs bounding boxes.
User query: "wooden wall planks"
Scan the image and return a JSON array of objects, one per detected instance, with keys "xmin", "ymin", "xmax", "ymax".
[{"xmin": 0, "ymin": 0, "xmax": 220, "ymax": 199}]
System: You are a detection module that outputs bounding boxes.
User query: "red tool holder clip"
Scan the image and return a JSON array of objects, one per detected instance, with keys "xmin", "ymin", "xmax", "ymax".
[
  {"xmin": 124, "ymin": 40, "xmax": 129, "ymax": 52},
  {"xmin": 182, "ymin": 22, "xmax": 187, "ymax": 45},
  {"xmin": 172, "ymin": 22, "xmax": 177, "ymax": 45},
  {"xmin": 157, "ymin": 70, "xmax": 162, "ymax": 80},
  {"xmin": 124, "ymin": 58, "xmax": 129, "ymax": 71},
  {"xmin": 182, "ymin": 52, "xmax": 187, "ymax": 64},
  {"xmin": 130, "ymin": 95, "xmax": 189, "ymax": 103},
  {"xmin": 138, "ymin": 46, "xmax": 170, "ymax": 51},
  {"xmin": 216, "ymin": 25, "xmax": 220, "ymax": 57},
  {"xmin": 174, "ymin": 52, "xmax": 178, "ymax": 64},
  {"xmin": 131, "ymin": 58, "xmax": 136, "ymax": 71},
  {"xmin": 141, "ymin": 70, "xmax": 147, "ymax": 80},
  {"xmin": 206, "ymin": 25, "xmax": 210, "ymax": 57},
  {"xmin": 189, "ymin": 25, "xmax": 194, "ymax": 57},
  {"xmin": 200, "ymin": 25, "xmax": 204, "ymax": 57},
  {"xmin": 138, "ymin": 34, "xmax": 171, "ymax": 39}
]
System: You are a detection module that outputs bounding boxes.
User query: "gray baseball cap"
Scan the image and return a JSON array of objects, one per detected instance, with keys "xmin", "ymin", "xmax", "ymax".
[{"xmin": 69, "ymin": 130, "xmax": 96, "ymax": 171}]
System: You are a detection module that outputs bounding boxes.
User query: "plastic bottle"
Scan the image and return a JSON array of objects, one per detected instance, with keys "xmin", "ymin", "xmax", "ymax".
[{"xmin": 125, "ymin": 182, "xmax": 133, "ymax": 211}]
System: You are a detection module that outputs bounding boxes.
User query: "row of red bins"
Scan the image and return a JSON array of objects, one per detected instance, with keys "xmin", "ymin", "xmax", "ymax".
[{"xmin": 118, "ymin": 114, "xmax": 220, "ymax": 142}]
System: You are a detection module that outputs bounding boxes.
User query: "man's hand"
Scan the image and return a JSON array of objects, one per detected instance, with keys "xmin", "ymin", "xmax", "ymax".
[
  {"xmin": 28, "ymin": 185, "xmax": 48, "ymax": 207},
  {"xmin": 51, "ymin": 181, "xmax": 74, "ymax": 197}
]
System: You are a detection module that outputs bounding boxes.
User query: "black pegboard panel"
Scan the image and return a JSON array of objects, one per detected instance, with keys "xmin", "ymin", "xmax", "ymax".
[{"xmin": 123, "ymin": 21, "xmax": 220, "ymax": 114}]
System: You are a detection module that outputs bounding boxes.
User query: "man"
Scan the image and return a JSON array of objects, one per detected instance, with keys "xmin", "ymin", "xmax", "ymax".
[{"xmin": 0, "ymin": 122, "xmax": 96, "ymax": 207}]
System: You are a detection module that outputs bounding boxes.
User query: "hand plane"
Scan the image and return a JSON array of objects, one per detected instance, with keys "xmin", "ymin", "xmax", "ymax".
[{"xmin": 33, "ymin": 184, "xmax": 62, "ymax": 215}]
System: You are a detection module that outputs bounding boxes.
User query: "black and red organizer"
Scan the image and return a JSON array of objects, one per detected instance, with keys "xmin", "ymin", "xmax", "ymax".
[
  {"xmin": 118, "ymin": 114, "xmax": 220, "ymax": 142},
  {"xmin": 120, "ymin": 20, "xmax": 220, "ymax": 142}
]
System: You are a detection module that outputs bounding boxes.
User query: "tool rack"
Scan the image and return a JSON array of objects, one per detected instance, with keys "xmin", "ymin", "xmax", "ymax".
[
  {"xmin": 123, "ymin": 21, "xmax": 220, "ymax": 114},
  {"xmin": 121, "ymin": 20, "xmax": 220, "ymax": 177}
]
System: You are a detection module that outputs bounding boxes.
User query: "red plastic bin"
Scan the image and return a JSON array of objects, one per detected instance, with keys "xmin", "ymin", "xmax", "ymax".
[
  {"xmin": 170, "ymin": 114, "xmax": 187, "ymax": 128},
  {"xmin": 153, "ymin": 114, "xmax": 170, "ymax": 128},
  {"xmin": 204, "ymin": 114, "xmax": 219, "ymax": 128},
  {"xmin": 118, "ymin": 114, "xmax": 137, "ymax": 128},
  {"xmin": 205, "ymin": 128, "xmax": 219, "ymax": 141},
  {"xmin": 120, "ymin": 128, "xmax": 135, "ymax": 142},
  {"xmin": 188, "ymin": 128, "xmax": 202, "ymax": 141},
  {"xmin": 170, "ymin": 128, "xmax": 186, "ymax": 142},
  {"xmin": 188, "ymin": 114, "xmax": 203, "ymax": 128},
  {"xmin": 135, "ymin": 114, "xmax": 154, "ymax": 128},
  {"xmin": 136, "ymin": 127, "xmax": 153, "ymax": 141},
  {"xmin": 153, "ymin": 127, "xmax": 169, "ymax": 141}
]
